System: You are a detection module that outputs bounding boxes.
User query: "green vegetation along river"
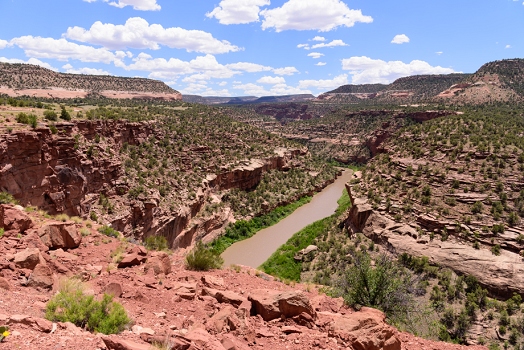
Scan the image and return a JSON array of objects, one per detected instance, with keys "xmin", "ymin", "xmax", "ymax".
[{"xmin": 221, "ymin": 169, "xmax": 353, "ymax": 268}]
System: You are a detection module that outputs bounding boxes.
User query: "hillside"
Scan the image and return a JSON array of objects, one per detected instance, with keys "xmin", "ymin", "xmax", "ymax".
[
  {"xmin": 0, "ymin": 63, "xmax": 181, "ymax": 100},
  {"xmin": 182, "ymin": 94, "xmax": 315, "ymax": 105},
  {"xmin": 438, "ymin": 59, "xmax": 524, "ymax": 103}
]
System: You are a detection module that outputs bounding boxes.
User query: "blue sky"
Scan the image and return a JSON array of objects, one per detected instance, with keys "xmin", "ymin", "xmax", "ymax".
[{"xmin": 0, "ymin": 0, "xmax": 522, "ymax": 97}]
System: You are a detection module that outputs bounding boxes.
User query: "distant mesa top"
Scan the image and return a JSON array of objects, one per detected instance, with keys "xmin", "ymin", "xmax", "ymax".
[{"xmin": 0, "ymin": 62, "xmax": 182, "ymax": 101}]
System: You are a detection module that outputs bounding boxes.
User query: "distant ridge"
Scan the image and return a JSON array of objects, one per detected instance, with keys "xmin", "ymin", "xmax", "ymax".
[
  {"xmin": 182, "ymin": 94, "xmax": 315, "ymax": 105},
  {"xmin": 0, "ymin": 62, "xmax": 181, "ymax": 100}
]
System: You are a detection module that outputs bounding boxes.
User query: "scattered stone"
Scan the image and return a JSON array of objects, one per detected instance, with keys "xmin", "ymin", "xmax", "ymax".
[
  {"xmin": 27, "ymin": 264, "xmax": 54, "ymax": 289},
  {"xmin": 117, "ymin": 254, "xmax": 145, "ymax": 268},
  {"xmin": 201, "ymin": 275, "xmax": 225, "ymax": 288}
]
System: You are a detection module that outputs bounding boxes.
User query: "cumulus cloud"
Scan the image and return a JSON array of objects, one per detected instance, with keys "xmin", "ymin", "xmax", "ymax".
[
  {"xmin": 65, "ymin": 17, "xmax": 241, "ymax": 54},
  {"xmin": 10, "ymin": 36, "xmax": 118, "ymax": 63},
  {"xmin": 308, "ymin": 52, "xmax": 324, "ymax": 59},
  {"xmin": 273, "ymin": 66, "xmax": 299, "ymax": 75},
  {"xmin": 257, "ymin": 76, "xmax": 286, "ymax": 84},
  {"xmin": 436, "ymin": 51, "xmax": 443, "ymax": 55},
  {"xmin": 226, "ymin": 62, "xmax": 272, "ymax": 72},
  {"xmin": 391, "ymin": 34, "xmax": 410, "ymax": 44},
  {"xmin": 125, "ymin": 53, "xmax": 239, "ymax": 81},
  {"xmin": 84, "ymin": 0, "xmax": 160, "ymax": 11},
  {"xmin": 62, "ymin": 64, "xmax": 111, "ymax": 75},
  {"xmin": 0, "ymin": 39, "xmax": 8, "ymax": 50},
  {"xmin": 0, "ymin": 57, "xmax": 57, "ymax": 71},
  {"xmin": 260, "ymin": 0, "xmax": 373, "ymax": 32},
  {"xmin": 298, "ymin": 39, "xmax": 348, "ymax": 50},
  {"xmin": 312, "ymin": 36, "xmax": 326, "ymax": 42},
  {"xmin": 233, "ymin": 82, "xmax": 310, "ymax": 96},
  {"xmin": 298, "ymin": 74, "xmax": 349, "ymax": 90},
  {"xmin": 342, "ymin": 56, "xmax": 456, "ymax": 84},
  {"xmin": 206, "ymin": 0, "xmax": 270, "ymax": 25},
  {"xmin": 505, "ymin": 45, "xmax": 512, "ymax": 49},
  {"xmin": 311, "ymin": 39, "xmax": 348, "ymax": 49},
  {"xmin": 316, "ymin": 62, "xmax": 327, "ymax": 66}
]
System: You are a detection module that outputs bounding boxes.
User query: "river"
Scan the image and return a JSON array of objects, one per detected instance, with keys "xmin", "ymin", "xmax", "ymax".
[{"xmin": 221, "ymin": 169, "xmax": 354, "ymax": 268}]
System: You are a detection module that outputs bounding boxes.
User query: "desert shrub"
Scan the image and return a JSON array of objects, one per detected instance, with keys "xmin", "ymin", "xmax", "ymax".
[
  {"xmin": 44, "ymin": 110, "xmax": 57, "ymax": 121},
  {"xmin": 185, "ymin": 241, "xmax": 223, "ymax": 271},
  {"xmin": 45, "ymin": 278, "xmax": 130, "ymax": 334},
  {"xmin": 97, "ymin": 225, "xmax": 119, "ymax": 238},
  {"xmin": 144, "ymin": 235, "xmax": 169, "ymax": 251},
  {"xmin": 16, "ymin": 112, "xmax": 37, "ymax": 128},
  {"xmin": 471, "ymin": 201, "xmax": 483, "ymax": 214},
  {"xmin": 0, "ymin": 192, "xmax": 17, "ymax": 205},
  {"xmin": 332, "ymin": 251, "xmax": 416, "ymax": 321}
]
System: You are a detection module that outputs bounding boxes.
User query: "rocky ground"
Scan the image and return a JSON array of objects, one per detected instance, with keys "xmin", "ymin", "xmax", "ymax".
[{"xmin": 0, "ymin": 203, "xmax": 488, "ymax": 350}]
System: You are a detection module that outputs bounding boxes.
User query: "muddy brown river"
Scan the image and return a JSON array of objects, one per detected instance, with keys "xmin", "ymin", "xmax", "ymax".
[{"xmin": 221, "ymin": 169, "xmax": 353, "ymax": 268}]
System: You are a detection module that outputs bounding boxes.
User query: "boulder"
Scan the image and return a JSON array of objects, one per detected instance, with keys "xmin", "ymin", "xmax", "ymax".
[
  {"xmin": 38, "ymin": 222, "xmax": 82, "ymax": 249},
  {"xmin": 144, "ymin": 252, "xmax": 171, "ymax": 275},
  {"xmin": 101, "ymin": 336, "xmax": 151, "ymax": 350},
  {"xmin": 118, "ymin": 254, "xmax": 146, "ymax": 268},
  {"xmin": 14, "ymin": 248, "xmax": 45, "ymax": 269},
  {"xmin": 328, "ymin": 308, "xmax": 400, "ymax": 350},
  {"xmin": 27, "ymin": 264, "xmax": 54, "ymax": 289},
  {"xmin": 201, "ymin": 275, "xmax": 225, "ymax": 288},
  {"xmin": 203, "ymin": 287, "xmax": 246, "ymax": 307},
  {"xmin": 0, "ymin": 204, "xmax": 33, "ymax": 233},
  {"xmin": 248, "ymin": 289, "xmax": 316, "ymax": 321},
  {"xmin": 8, "ymin": 315, "xmax": 54, "ymax": 333},
  {"xmin": 103, "ymin": 282, "xmax": 123, "ymax": 298},
  {"xmin": 182, "ymin": 328, "xmax": 227, "ymax": 350}
]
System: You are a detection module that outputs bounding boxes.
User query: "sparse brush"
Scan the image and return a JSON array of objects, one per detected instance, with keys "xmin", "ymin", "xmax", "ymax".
[
  {"xmin": 45, "ymin": 277, "xmax": 130, "ymax": 335},
  {"xmin": 185, "ymin": 241, "xmax": 223, "ymax": 271},
  {"xmin": 144, "ymin": 235, "xmax": 169, "ymax": 251},
  {"xmin": 98, "ymin": 225, "xmax": 120, "ymax": 238}
]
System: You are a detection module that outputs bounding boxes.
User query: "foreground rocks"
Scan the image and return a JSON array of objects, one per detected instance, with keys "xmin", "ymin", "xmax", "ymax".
[{"xmin": 0, "ymin": 204, "xmax": 486, "ymax": 350}]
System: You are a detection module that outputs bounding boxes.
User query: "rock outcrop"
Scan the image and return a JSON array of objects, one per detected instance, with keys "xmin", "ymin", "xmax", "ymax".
[{"xmin": 343, "ymin": 185, "xmax": 524, "ymax": 298}]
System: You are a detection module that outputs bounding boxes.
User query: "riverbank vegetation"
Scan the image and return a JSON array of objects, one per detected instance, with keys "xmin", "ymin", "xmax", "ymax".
[
  {"xmin": 210, "ymin": 195, "xmax": 312, "ymax": 255},
  {"xmin": 260, "ymin": 188, "xmax": 351, "ymax": 280}
]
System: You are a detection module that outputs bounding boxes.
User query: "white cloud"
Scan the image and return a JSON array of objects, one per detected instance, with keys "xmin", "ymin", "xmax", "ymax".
[
  {"xmin": 62, "ymin": 64, "xmax": 111, "ymax": 75},
  {"xmin": 206, "ymin": 0, "xmax": 270, "ymax": 25},
  {"xmin": 308, "ymin": 52, "xmax": 324, "ymax": 59},
  {"xmin": 273, "ymin": 66, "xmax": 299, "ymax": 75},
  {"xmin": 10, "ymin": 36, "xmax": 118, "ymax": 63},
  {"xmin": 84, "ymin": 0, "xmax": 160, "ymax": 11},
  {"xmin": 260, "ymin": 0, "xmax": 373, "ymax": 32},
  {"xmin": 218, "ymin": 81, "xmax": 228, "ymax": 86},
  {"xmin": 65, "ymin": 17, "xmax": 241, "ymax": 54},
  {"xmin": 0, "ymin": 39, "xmax": 8, "ymax": 50},
  {"xmin": 316, "ymin": 62, "xmax": 327, "ymax": 66},
  {"xmin": 506, "ymin": 45, "xmax": 512, "ymax": 49},
  {"xmin": 312, "ymin": 36, "xmax": 326, "ymax": 42},
  {"xmin": 342, "ymin": 56, "xmax": 456, "ymax": 84},
  {"xmin": 297, "ymin": 44, "xmax": 309, "ymax": 49},
  {"xmin": 257, "ymin": 76, "xmax": 286, "ymax": 84},
  {"xmin": 233, "ymin": 82, "xmax": 311, "ymax": 96},
  {"xmin": 226, "ymin": 62, "xmax": 272, "ymax": 72},
  {"xmin": 311, "ymin": 39, "xmax": 348, "ymax": 49},
  {"xmin": 0, "ymin": 57, "xmax": 57, "ymax": 71},
  {"xmin": 436, "ymin": 51, "xmax": 443, "ymax": 55},
  {"xmin": 391, "ymin": 34, "xmax": 410, "ymax": 44},
  {"xmin": 125, "ymin": 53, "xmax": 239, "ymax": 81},
  {"xmin": 298, "ymin": 74, "xmax": 349, "ymax": 90}
]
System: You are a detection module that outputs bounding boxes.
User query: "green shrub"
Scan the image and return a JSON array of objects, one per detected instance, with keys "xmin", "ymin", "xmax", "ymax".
[
  {"xmin": 332, "ymin": 251, "xmax": 415, "ymax": 321},
  {"xmin": 185, "ymin": 241, "xmax": 223, "ymax": 271},
  {"xmin": 45, "ymin": 278, "xmax": 130, "ymax": 334},
  {"xmin": 44, "ymin": 110, "xmax": 57, "ymax": 121},
  {"xmin": 144, "ymin": 235, "xmax": 169, "ymax": 251},
  {"xmin": 98, "ymin": 225, "xmax": 120, "ymax": 238},
  {"xmin": 0, "ymin": 192, "xmax": 17, "ymax": 205},
  {"xmin": 16, "ymin": 112, "xmax": 37, "ymax": 128}
]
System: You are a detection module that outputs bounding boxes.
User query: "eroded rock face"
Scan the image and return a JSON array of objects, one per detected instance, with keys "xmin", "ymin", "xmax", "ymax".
[{"xmin": 344, "ymin": 185, "xmax": 524, "ymax": 298}]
